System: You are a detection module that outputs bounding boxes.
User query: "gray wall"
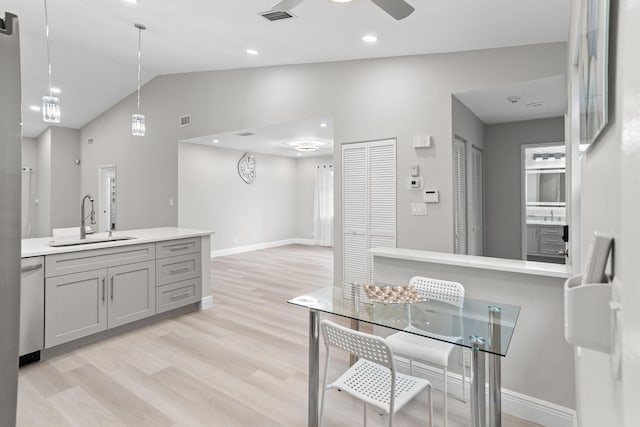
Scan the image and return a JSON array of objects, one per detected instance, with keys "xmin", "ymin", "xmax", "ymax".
[
  {"xmin": 34, "ymin": 127, "xmax": 81, "ymax": 237},
  {"xmin": 35, "ymin": 129, "xmax": 52, "ymax": 237},
  {"xmin": 484, "ymin": 118, "xmax": 564, "ymax": 259},
  {"xmin": 178, "ymin": 144, "xmax": 298, "ymax": 250},
  {"xmin": 0, "ymin": 15, "xmax": 21, "ymax": 424},
  {"xmin": 77, "ymin": 42, "xmax": 566, "ymax": 282},
  {"xmin": 296, "ymin": 155, "xmax": 333, "ymax": 240},
  {"xmin": 374, "ymin": 256, "xmax": 574, "ymax": 409}
]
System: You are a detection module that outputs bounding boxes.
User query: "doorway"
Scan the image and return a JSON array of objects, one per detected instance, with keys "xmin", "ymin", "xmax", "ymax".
[
  {"xmin": 98, "ymin": 165, "xmax": 116, "ymax": 233},
  {"xmin": 468, "ymin": 146, "xmax": 484, "ymax": 256}
]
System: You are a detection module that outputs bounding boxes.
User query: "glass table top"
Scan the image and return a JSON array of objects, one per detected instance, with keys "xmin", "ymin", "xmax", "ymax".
[{"xmin": 288, "ymin": 282, "xmax": 521, "ymax": 357}]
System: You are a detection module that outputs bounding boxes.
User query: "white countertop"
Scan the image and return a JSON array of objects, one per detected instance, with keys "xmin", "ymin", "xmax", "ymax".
[
  {"xmin": 369, "ymin": 247, "xmax": 572, "ymax": 279},
  {"xmin": 526, "ymin": 220, "xmax": 566, "ymax": 226},
  {"xmin": 22, "ymin": 227, "xmax": 214, "ymax": 258}
]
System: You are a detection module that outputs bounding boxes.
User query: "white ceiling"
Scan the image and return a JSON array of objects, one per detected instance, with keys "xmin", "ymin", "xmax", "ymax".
[
  {"xmin": 182, "ymin": 116, "xmax": 334, "ymax": 158},
  {"xmin": 3, "ymin": 0, "xmax": 571, "ymax": 138},
  {"xmin": 454, "ymin": 75, "xmax": 567, "ymax": 124}
]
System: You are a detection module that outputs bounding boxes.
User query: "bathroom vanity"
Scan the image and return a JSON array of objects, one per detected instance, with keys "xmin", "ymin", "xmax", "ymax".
[{"xmin": 20, "ymin": 227, "xmax": 212, "ymax": 358}]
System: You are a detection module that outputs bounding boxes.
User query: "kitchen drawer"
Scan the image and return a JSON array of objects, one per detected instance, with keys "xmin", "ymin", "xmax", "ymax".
[
  {"xmin": 156, "ymin": 237, "xmax": 201, "ymax": 259},
  {"xmin": 539, "ymin": 226, "xmax": 563, "ymax": 237},
  {"xmin": 45, "ymin": 243, "xmax": 155, "ymax": 278},
  {"xmin": 540, "ymin": 235, "xmax": 564, "ymax": 245},
  {"xmin": 156, "ymin": 253, "xmax": 201, "ymax": 286},
  {"xmin": 156, "ymin": 278, "xmax": 201, "ymax": 314},
  {"xmin": 539, "ymin": 242, "xmax": 565, "ymax": 257}
]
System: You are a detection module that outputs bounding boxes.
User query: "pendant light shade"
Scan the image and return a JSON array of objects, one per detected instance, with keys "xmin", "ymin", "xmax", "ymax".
[
  {"xmin": 42, "ymin": 0, "xmax": 60, "ymax": 123},
  {"xmin": 132, "ymin": 114, "xmax": 145, "ymax": 136},
  {"xmin": 42, "ymin": 95, "xmax": 61, "ymax": 123},
  {"xmin": 132, "ymin": 23, "xmax": 146, "ymax": 136}
]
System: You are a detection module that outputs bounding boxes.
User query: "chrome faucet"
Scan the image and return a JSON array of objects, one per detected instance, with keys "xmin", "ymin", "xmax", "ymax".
[{"xmin": 80, "ymin": 194, "xmax": 96, "ymax": 239}]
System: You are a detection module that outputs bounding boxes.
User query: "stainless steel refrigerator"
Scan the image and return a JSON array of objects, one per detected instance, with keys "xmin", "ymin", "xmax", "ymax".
[{"xmin": 0, "ymin": 11, "xmax": 22, "ymax": 427}]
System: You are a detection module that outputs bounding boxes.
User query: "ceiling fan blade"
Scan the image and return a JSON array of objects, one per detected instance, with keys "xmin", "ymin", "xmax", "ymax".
[
  {"xmin": 369, "ymin": 0, "xmax": 415, "ymax": 20},
  {"xmin": 270, "ymin": 0, "xmax": 304, "ymax": 11}
]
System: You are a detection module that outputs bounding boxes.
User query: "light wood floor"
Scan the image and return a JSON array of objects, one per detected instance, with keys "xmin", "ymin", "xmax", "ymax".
[{"xmin": 17, "ymin": 245, "xmax": 541, "ymax": 427}]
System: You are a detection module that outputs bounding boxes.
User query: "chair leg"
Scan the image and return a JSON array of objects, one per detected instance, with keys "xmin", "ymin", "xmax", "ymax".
[
  {"xmin": 461, "ymin": 348, "xmax": 467, "ymax": 403},
  {"xmin": 363, "ymin": 402, "xmax": 367, "ymax": 427},
  {"xmin": 319, "ymin": 386, "xmax": 327, "ymax": 427},
  {"xmin": 427, "ymin": 385, "xmax": 433, "ymax": 427},
  {"xmin": 443, "ymin": 367, "xmax": 448, "ymax": 427}
]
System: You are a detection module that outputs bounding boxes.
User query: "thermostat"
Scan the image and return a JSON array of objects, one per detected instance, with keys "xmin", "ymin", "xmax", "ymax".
[
  {"xmin": 406, "ymin": 177, "xmax": 424, "ymax": 190},
  {"xmin": 423, "ymin": 189, "xmax": 439, "ymax": 203}
]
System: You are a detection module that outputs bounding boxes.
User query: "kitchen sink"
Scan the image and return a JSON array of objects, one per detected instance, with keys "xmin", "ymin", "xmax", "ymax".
[{"xmin": 48, "ymin": 236, "xmax": 136, "ymax": 247}]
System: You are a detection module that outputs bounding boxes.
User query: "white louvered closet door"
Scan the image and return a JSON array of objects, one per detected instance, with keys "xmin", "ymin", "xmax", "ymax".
[
  {"xmin": 453, "ymin": 138, "xmax": 467, "ymax": 254},
  {"xmin": 368, "ymin": 140, "xmax": 396, "ymax": 282},
  {"xmin": 342, "ymin": 143, "xmax": 368, "ymax": 284},
  {"xmin": 342, "ymin": 139, "xmax": 396, "ymax": 284}
]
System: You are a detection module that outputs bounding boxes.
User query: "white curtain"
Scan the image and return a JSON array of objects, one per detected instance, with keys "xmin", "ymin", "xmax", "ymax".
[{"xmin": 313, "ymin": 164, "xmax": 334, "ymax": 246}]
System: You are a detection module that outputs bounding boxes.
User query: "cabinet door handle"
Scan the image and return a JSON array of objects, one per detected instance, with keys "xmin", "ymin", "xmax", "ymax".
[
  {"xmin": 169, "ymin": 291, "xmax": 191, "ymax": 301},
  {"xmin": 21, "ymin": 263, "xmax": 43, "ymax": 273},
  {"xmin": 170, "ymin": 266, "xmax": 190, "ymax": 275},
  {"xmin": 110, "ymin": 276, "xmax": 114, "ymax": 300},
  {"xmin": 169, "ymin": 245, "xmax": 191, "ymax": 252},
  {"xmin": 102, "ymin": 277, "xmax": 106, "ymax": 302}
]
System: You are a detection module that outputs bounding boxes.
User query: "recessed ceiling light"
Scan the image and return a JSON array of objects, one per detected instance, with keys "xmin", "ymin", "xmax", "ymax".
[
  {"xmin": 124, "ymin": 0, "xmax": 137, "ymax": 4},
  {"xmin": 526, "ymin": 102, "xmax": 544, "ymax": 108},
  {"xmin": 213, "ymin": 139, "xmax": 219, "ymax": 144},
  {"xmin": 294, "ymin": 143, "xmax": 320, "ymax": 152},
  {"xmin": 332, "ymin": 0, "xmax": 352, "ymax": 3},
  {"xmin": 246, "ymin": 49, "xmax": 259, "ymax": 56},
  {"xmin": 50, "ymin": 87, "xmax": 61, "ymax": 94},
  {"xmin": 29, "ymin": 105, "xmax": 41, "ymax": 112},
  {"xmin": 362, "ymin": 35, "xmax": 378, "ymax": 43},
  {"xmin": 320, "ymin": 123, "xmax": 327, "ymax": 128}
]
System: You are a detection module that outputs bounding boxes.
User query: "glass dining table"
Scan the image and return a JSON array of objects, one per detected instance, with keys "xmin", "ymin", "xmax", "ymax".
[{"xmin": 288, "ymin": 281, "xmax": 521, "ymax": 427}]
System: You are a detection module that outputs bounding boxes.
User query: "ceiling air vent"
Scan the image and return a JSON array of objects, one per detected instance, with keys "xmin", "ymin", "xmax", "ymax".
[
  {"xmin": 236, "ymin": 131, "xmax": 255, "ymax": 137},
  {"xmin": 260, "ymin": 10, "xmax": 296, "ymax": 21},
  {"xmin": 179, "ymin": 115, "xmax": 191, "ymax": 127}
]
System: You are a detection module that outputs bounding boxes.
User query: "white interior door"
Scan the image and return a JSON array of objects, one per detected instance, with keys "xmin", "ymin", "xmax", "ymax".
[
  {"xmin": 453, "ymin": 137, "xmax": 467, "ymax": 254},
  {"xmin": 469, "ymin": 146, "xmax": 484, "ymax": 255},
  {"xmin": 342, "ymin": 143, "xmax": 368, "ymax": 284}
]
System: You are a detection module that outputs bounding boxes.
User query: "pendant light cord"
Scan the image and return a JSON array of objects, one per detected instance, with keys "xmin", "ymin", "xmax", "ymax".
[
  {"xmin": 136, "ymin": 24, "xmax": 143, "ymax": 113},
  {"xmin": 43, "ymin": 0, "xmax": 52, "ymax": 96}
]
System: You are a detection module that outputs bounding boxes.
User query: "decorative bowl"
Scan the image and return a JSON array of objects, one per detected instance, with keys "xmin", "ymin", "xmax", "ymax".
[{"xmin": 363, "ymin": 284, "xmax": 427, "ymax": 304}]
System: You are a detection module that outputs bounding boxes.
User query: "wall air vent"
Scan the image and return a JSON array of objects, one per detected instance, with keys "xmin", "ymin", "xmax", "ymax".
[
  {"xmin": 260, "ymin": 10, "xmax": 296, "ymax": 21},
  {"xmin": 179, "ymin": 115, "xmax": 191, "ymax": 127},
  {"xmin": 236, "ymin": 132, "xmax": 255, "ymax": 137}
]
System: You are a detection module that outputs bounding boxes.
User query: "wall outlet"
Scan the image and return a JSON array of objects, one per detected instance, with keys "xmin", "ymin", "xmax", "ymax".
[{"xmin": 411, "ymin": 203, "xmax": 427, "ymax": 216}]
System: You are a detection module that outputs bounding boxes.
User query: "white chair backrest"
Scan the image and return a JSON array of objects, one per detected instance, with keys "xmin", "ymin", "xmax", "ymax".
[
  {"xmin": 321, "ymin": 320, "xmax": 394, "ymax": 368},
  {"xmin": 410, "ymin": 276, "xmax": 465, "ymax": 308}
]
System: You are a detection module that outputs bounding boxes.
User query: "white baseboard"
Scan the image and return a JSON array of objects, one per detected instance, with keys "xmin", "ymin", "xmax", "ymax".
[
  {"xmin": 397, "ymin": 357, "xmax": 576, "ymax": 427},
  {"xmin": 199, "ymin": 295, "xmax": 213, "ymax": 310},
  {"xmin": 210, "ymin": 238, "xmax": 323, "ymax": 258}
]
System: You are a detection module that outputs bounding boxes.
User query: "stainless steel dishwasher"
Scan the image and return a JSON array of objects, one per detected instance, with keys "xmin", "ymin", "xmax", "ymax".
[{"xmin": 20, "ymin": 257, "xmax": 44, "ymax": 365}]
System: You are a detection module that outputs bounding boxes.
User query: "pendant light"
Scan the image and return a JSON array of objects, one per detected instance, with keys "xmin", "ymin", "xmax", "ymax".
[
  {"xmin": 132, "ymin": 23, "xmax": 146, "ymax": 136},
  {"xmin": 42, "ymin": 0, "xmax": 60, "ymax": 123}
]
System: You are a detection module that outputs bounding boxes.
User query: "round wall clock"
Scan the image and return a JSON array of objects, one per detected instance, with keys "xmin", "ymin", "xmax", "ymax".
[{"xmin": 237, "ymin": 152, "xmax": 256, "ymax": 184}]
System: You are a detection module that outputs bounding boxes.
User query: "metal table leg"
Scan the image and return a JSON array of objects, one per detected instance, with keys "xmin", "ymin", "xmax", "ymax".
[
  {"xmin": 489, "ymin": 306, "xmax": 502, "ymax": 427},
  {"xmin": 309, "ymin": 309, "xmax": 320, "ymax": 427},
  {"xmin": 470, "ymin": 336, "xmax": 486, "ymax": 427}
]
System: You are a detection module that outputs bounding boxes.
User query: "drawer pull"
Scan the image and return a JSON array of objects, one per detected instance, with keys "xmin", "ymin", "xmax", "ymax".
[
  {"xmin": 102, "ymin": 277, "xmax": 106, "ymax": 302},
  {"xmin": 168, "ymin": 245, "xmax": 192, "ymax": 251},
  {"xmin": 21, "ymin": 263, "xmax": 43, "ymax": 273},
  {"xmin": 170, "ymin": 266, "xmax": 190, "ymax": 275},
  {"xmin": 111, "ymin": 276, "xmax": 114, "ymax": 300},
  {"xmin": 169, "ymin": 291, "xmax": 191, "ymax": 301}
]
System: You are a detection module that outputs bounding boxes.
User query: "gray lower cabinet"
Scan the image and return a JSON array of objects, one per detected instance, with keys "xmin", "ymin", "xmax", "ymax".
[
  {"xmin": 107, "ymin": 261, "xmax": 155, "ymax": 328},
  {"xmin": 45, "ymin": 269, "xmax": 108, "ymax": 348},
  {"xmin": 45, "ymin": 261, "xmax": 156, "ymax": 348},
  {"xmin": 526, "ymin": 224, "xmax": 565, "ymax": 263}
]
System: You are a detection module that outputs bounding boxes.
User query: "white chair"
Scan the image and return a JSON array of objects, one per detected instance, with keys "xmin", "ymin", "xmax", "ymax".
[
  {"xmin": 385, "ymin": 276, "xmax": 468, "ymax": 427},
  {"xmin": 319, "ymin": 319, "xmax": 433, "ymax": 427}
]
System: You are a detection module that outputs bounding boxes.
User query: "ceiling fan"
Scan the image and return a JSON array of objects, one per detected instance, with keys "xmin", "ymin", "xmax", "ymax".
[{"xmin": 267, "ymin": 0, "xmax": 415, "ymax": 21}]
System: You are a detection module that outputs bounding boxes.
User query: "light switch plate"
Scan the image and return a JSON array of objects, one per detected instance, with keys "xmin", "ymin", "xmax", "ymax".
[{"xmin": 411, "ymin": 203, "xmax": 427, "ymax": 216}]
